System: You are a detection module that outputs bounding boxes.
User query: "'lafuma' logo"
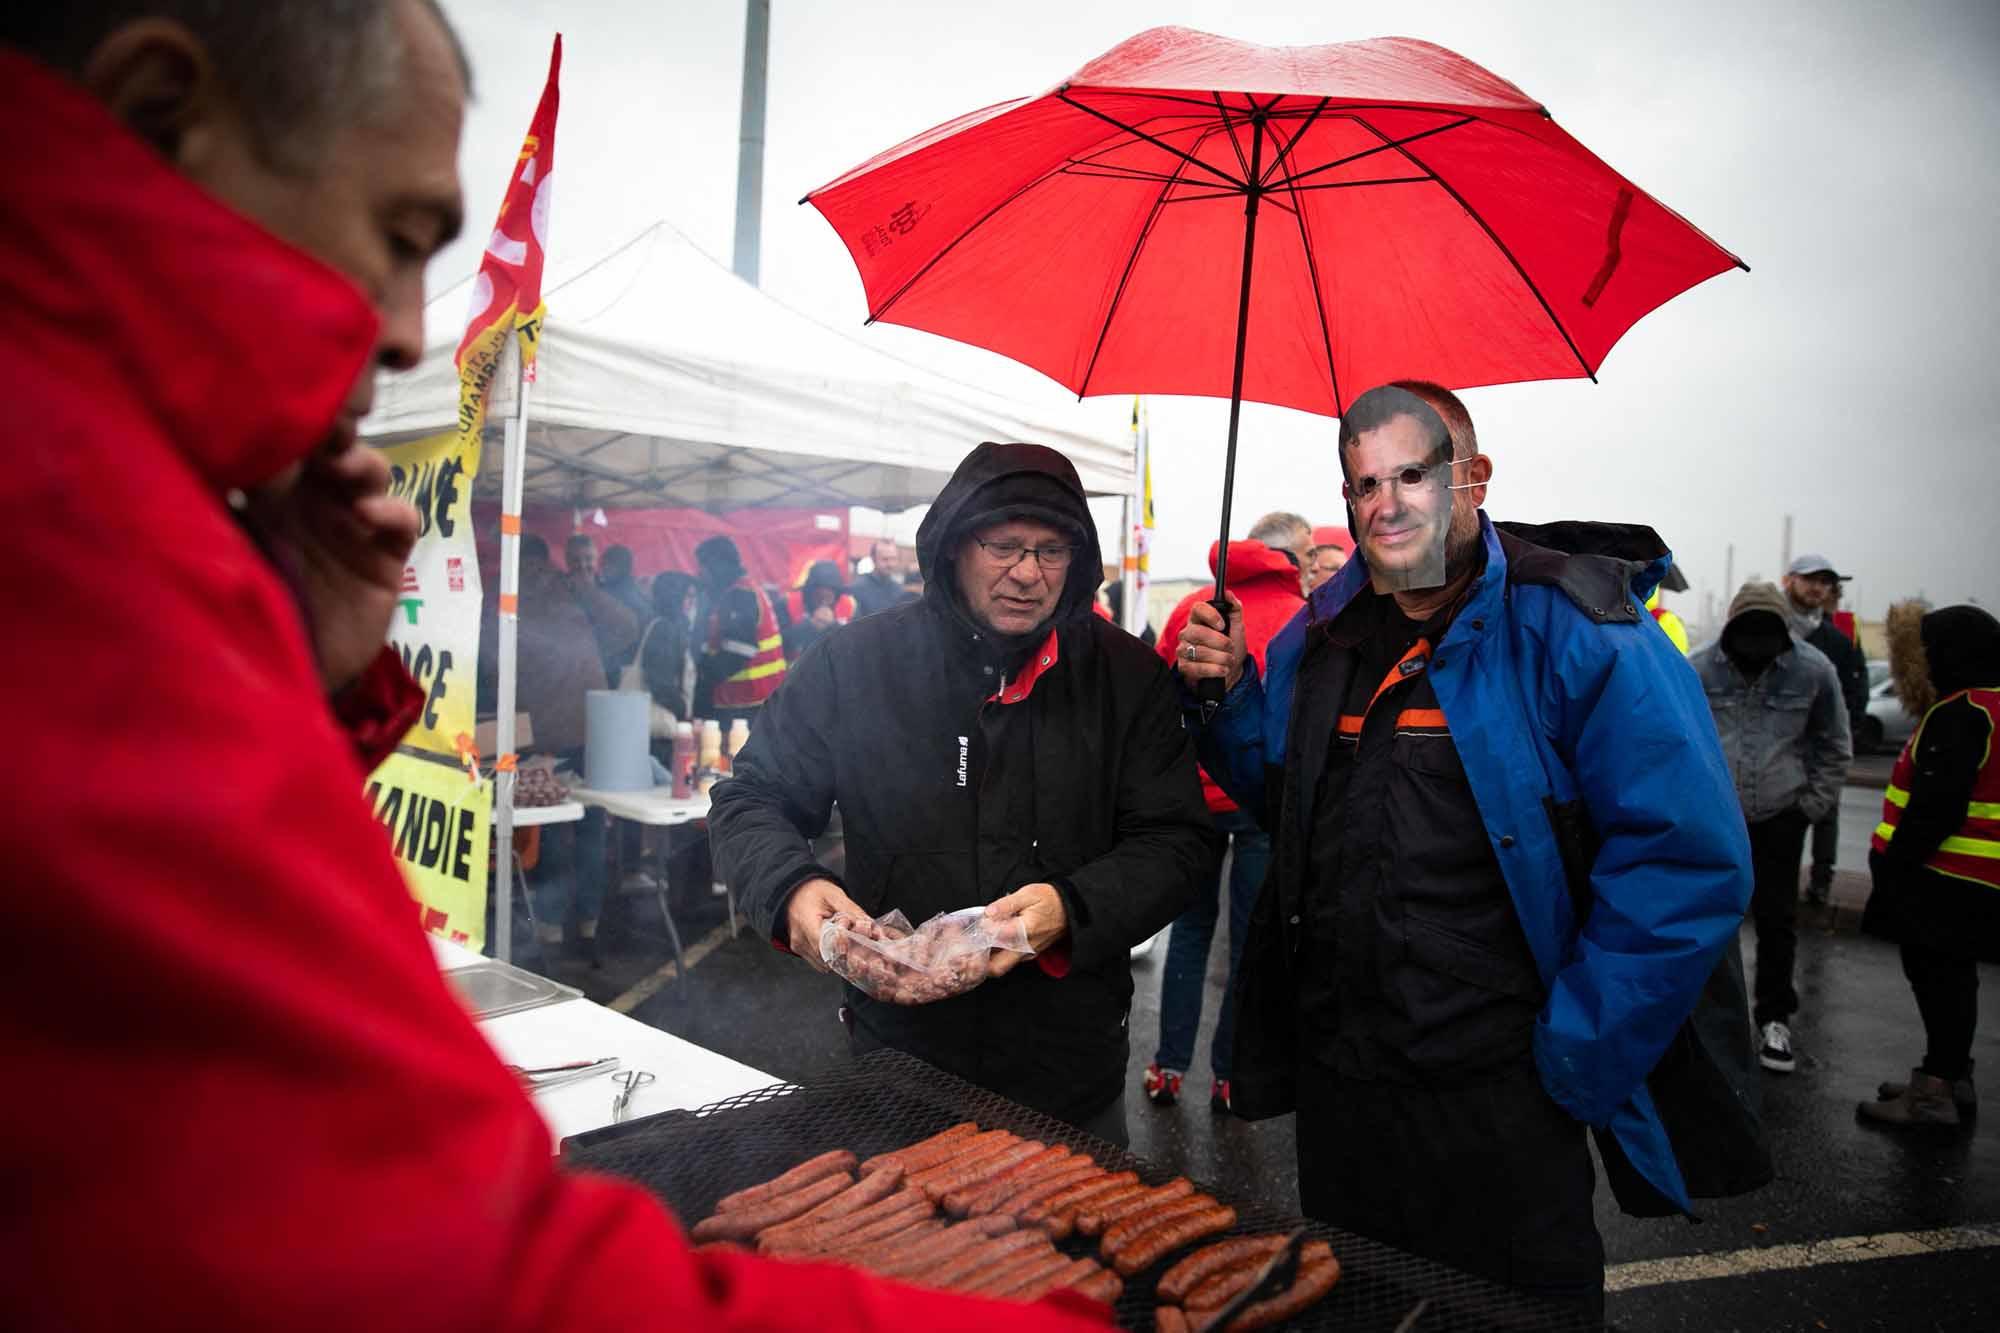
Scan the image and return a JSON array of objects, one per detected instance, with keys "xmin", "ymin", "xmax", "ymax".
[{"xmin": 956, "ymin": 736, "xmax": 969, "ymax": 787}]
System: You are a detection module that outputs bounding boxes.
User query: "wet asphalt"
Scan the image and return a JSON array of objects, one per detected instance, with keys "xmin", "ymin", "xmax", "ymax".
[{"xmin": 524, "ymin": 765, "xmax": 2000, "ymax": 1331}]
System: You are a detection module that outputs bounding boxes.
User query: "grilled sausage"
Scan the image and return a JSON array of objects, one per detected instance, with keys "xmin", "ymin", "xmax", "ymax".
[
  {"xmin": 1154, "ymin": 1307, "xmax": 1192, "ymax": 1333},
  {"xmin": 945, "ymin": 1145, "xmax": 1073, "ymax": 1215},
  {"xmin": 691, "ymin": 1169, "xmax": 852, "ymax": 1242},
  {"xmin": 959, "ymin": 1247, "xmax": 1073, "ymax": 1299},
  {"xmin": 829, "ymin": 1216, "xmax": 945, "ymax": 1266},
  {"xmin": 1099, "ymin": 1193, "xmax": 1214, "ymax": 1254},
  {"xmin": 781, "ymin": 1161, "xmax": 907, "ymax": 1228},
  {"xmin": 869, "ymin": 1214, "xmax": 1016, "ymax": 1280},
  {"xmin": 756, "ymin": 1183, "xmax": 927, "ymax": 1252},
  {"xmin": 714, "ymin": 1149, "xmax": 858, "ymax": 1213},
  {"xmin": 1185, "ymin": 1241, "xmax": 1335, "ymax": 1316},
  {"xmin": 1066, "ymin": 1267, "xmax": 1124, "ymax": 1305},
  {"xmin": 1157, "ymin": 1235, "xmax": 1289, "ymax": 1303},
  {"xmin": 1026, "ymin": 1170, "xmax": 1139, "ymax": 1239},
  {"xmin": 1109, "ymin": 1202, "xmax": 1237, "ymax": 1277},
  {"xmin": 764, "ymin": 1191, "xmax": 932, "ymax": 1256},
  {"xmin": 1010, "ymin": 1255, "xmax": 1104, "ymax": 1303},
  {"xmin": 860, "ymin": 1122, "xmax": 977, "ymax": 1175},
  {"xmin": 1076, "ymin": 1178, "xmax": 1191, "ymax": 1237},
  {"xmin": 1213, "ymin": 1251, "xmax": 1340, "ymax": 1332},
  {"xmin": 903, "ymin": 1131, "xmax": 1020, "ymax": 1193},
  {"xmin": 915, "ymin": 1138, "xmax": 1043, "ymax": 1202},
  {"xmin": 924, "ymin": 1228, "xmax": 1051, "ymax": 1290},
  {"xmin": 994, "ymin": 1161, "xmax": 1103, "ymax": 1220}
]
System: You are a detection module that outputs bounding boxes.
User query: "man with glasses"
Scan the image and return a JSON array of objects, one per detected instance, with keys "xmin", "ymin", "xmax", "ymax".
[
  {"xmin": 710, "ymin": 442, "xmax": 1214, "ymax": 1145},
  {"xmin": 1782, "ymin": 555, "xmax": 1869, "ymax": 905},
  {"xmin": 1175, "ymin": 382, "xmax": 1754, "ymax": 1320}
]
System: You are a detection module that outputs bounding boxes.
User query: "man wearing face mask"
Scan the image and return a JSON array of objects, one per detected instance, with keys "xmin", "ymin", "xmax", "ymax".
[
  {"xmin": 1176, "ymin": 383, "xmax": 1755, "ymax": 1320},
  {"xmin": 710, "ymin": 442, "xmax": 1214, "ymax": 1142},
  {"xmin": 1692, "ymin": 582, "xmax": 1852, "ymax": 1075}
]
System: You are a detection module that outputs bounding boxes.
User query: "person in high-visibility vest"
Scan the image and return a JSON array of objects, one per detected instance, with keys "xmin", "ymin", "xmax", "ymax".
[
  {"xmin": 782, "ymin": 560, "xmax": 857, "ymax": 665},
  {"xmin": 695, "ymin": 535, "xmax": 786, "ymax": 725},
  {"xmin": 1860, "ymin": 603, "xmax": 2000, "ymax": 1128},
  {"xmin": 1646, "ymin": 589, "xmax": 1690, "ymax": 654}
]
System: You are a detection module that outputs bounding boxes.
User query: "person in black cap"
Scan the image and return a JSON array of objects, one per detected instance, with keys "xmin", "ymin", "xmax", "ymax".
[
  {"xmin": 1784, "ymin": 553, "xmax": 1868, "ymax": 906},
  {"xmin": 707, "ymin": 442, "xmax": 1215, "ymax": 1144}
]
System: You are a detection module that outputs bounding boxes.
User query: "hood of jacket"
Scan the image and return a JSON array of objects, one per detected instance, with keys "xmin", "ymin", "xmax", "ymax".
[
  {"xmin": 801, "ymin": 560, "xmax": 848, "ymax": 596},
  {"xmin": 915, "ymin": 442, "xmax": 1103, "ymax": 667},
  {"xmin": 1923, "ymin": 604, "xmax": 2000, "ymax": 700},
  {"xmin": 1207, "ymin": 538, "xmax": 1303, "ymax": 592},
  {"xmin": 2, "ymin": 51, "xmax": 376, "ymax": 497}
]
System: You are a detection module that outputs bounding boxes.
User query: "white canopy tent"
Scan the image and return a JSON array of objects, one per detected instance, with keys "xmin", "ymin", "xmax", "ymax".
[
  {"xmin": 362, "ymin": 221, "xmax": 1135, "ymax": 962},
  {"xmin": 361, "ymin": 219, "xmax": 1135, "ymax": 509}
]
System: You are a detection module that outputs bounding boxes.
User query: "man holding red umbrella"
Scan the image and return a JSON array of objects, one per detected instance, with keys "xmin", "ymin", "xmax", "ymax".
[{"xmin": 1177, "ymin": 382, "xmax": 1757, "ymax": 1318}]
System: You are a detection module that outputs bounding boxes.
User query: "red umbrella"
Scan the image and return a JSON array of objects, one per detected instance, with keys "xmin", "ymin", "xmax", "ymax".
[{"xmin": 805, "ymin": 26, "xmax": 1743, "ymax": 695}]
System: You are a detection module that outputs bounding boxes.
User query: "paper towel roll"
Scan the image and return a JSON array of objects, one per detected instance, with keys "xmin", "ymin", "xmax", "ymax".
[{"xmin": 584, "ymin": 690, "xmax": 653, "ymax": 791}]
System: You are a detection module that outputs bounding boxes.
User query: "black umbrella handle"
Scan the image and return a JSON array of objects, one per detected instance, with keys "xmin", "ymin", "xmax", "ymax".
[{"xmin": 1195, "ymin": 596, "xmax": 1233, "ymax": 721}]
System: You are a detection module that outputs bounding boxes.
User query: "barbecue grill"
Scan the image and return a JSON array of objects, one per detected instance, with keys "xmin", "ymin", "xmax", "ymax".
[{"xmin": 563, "ymin": 1049, "xmax": 1596, "ymax": 1331}]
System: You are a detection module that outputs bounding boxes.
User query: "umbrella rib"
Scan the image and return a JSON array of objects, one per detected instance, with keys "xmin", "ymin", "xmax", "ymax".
[
  {"xmin": 1260, "ymin": 97, "xmax": 1333, "ymax": 187},
  {"xmin": 1057, "ymin": 91, "xmax": 1246, "ymax": 192},
  {"xmin": 1351, "ymin": 113, "xmax": 1596, "ymax": 380},
  {"xmin": 1265, "ymin": 115, "xmax": 1475, "ymax": 192},
  {"xmin": 1212, "ymin": 92, "xmax": 1254, "ymax": 181},
  {"xmin": 1277, "ymin": 163, "xmax": 1345, "ymax": 417},
  {"xmin": 1281, "ymin": 175, "xmax": 1433, "ymax": 193},
  {"xmin": 1076, "ymin": 125, "xmax": 1226, "ymax": 399},
  {"xmin": 1067, "ymin": 114, "xmax": 1223, "ymax": 168},
  {"xmin": 1058, "ymin": 163, "xmax": 1195, "ymax": 185}
]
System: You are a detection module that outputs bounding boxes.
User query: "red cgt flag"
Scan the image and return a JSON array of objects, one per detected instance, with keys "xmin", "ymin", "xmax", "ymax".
[{"xmin": 453, "ymin": 34, "xmax": 560, "ymax": 451}]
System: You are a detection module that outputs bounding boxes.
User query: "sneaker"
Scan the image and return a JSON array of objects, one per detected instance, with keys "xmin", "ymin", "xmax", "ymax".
[
  {"xmin": 1209, "ymin": 1078, "xmax": 1233, "ymax": 1114},
  {"xmin": 1858, "ymin": 1070, "xmax": 1962, "ymax": 1129},
  {"xmin": 1877, "ymin": 1060, "xmax": 1976, "ymax": 1111},
  {"xmin": 1759, "ymin": 1021, "xmax": 1797, "ymax": 1073},
  {"xmin": 1142, "ymin": 1063, "xmax": 1183, "ymax": 1106}
]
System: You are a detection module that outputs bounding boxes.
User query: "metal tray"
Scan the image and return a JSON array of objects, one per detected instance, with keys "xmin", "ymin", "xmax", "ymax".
[{"xmin": 443, "ymin": 959, "xmax": 580, "ymax": 1020}]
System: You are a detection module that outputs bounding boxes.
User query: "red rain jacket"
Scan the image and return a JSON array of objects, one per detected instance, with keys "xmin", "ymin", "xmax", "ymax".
[
  {"xmin": 1156, "ymin": 541, "xmax": 1306, "ymax": 812},
  {"xmin": 0, "ymin": 51, "xmax": 1106, "ymax": 1333}
]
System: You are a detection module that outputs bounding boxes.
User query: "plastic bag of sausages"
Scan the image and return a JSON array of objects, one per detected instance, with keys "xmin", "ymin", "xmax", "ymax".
[{"xmin": 819, "ymin": 907, "xmax": 1033, "ymax": 1004}]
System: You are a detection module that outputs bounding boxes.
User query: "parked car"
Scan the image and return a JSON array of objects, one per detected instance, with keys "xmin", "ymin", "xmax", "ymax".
[{"xmin": 1860, "ymin": 659, "xmax": 1919, "ymax": 754}]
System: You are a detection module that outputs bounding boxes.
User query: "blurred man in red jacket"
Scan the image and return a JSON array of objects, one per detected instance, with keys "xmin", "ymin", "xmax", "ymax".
[
  {"xmin": 1141, "ymin": 539, "xmax": 1305, "ymax": 1110},
  {"xmin": 0, "ymin": 5, "xmax": 1107, "ymax": 1331}
]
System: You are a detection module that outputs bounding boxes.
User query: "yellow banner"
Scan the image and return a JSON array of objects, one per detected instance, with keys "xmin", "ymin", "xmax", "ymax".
[
  {"xmin": 378, "ymin": 427, "xmax": 483, "ymax": 759},
  {"xmin": 367, "ymin": 751, "xmax": 491, "ymax": 950}
]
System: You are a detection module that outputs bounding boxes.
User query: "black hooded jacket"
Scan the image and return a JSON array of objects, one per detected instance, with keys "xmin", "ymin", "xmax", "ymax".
[{"xmin": 708, "ymin": 443, "xmax": 1216, "ymax": 1122}]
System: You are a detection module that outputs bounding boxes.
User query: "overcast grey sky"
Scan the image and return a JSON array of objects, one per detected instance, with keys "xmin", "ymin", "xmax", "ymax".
[{"xmin": 431, "ymin": 0, "xmax": 2000, "ymax": 624}]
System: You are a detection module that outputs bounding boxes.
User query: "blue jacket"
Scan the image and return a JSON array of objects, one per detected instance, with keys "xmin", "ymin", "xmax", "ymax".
[{"xmin": 1199, "ymin": 514, "xmax": 1753, "ymax": 1214}]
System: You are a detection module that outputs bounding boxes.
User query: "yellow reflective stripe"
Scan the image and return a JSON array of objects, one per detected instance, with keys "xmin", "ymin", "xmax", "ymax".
[
  {"xmin": 1881, "ymin": 785, "xmax": 2000, "ymax": 819},
  {"xmin": 1875, "ymin": 822, "xmax": 1899, "ymax": 844},
  {"xmin": 733, "ymin": 659, "xmax": 787, "ymax": 682},
  {"xmin": 757, "ymin": 631, "xmax": 782, "ymax": 651},
  {"xmin": 1937, "ymin": 836, "xmax": 2000, "ymax": 860}
]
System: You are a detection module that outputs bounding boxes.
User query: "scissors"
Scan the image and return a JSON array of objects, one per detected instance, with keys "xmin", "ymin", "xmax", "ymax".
[{"xmin": 611, "ymin": 1068, "xmax": 656, "ymax": 1123}]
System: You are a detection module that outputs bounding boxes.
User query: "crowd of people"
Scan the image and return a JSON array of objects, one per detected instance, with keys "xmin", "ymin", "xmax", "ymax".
[{"xmin": 9, "ymin": 3, "xmax": 1998, "ymax": 1331}]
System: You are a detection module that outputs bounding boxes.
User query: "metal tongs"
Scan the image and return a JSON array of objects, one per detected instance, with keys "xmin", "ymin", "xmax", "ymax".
[
  {"xmin": 1207, "ymin": 1227, "xmax": 1309, "ymax": 1329},
  {"xmin": 508, "ymin": 1056, "xmax": 621, "ymax": 1092}
]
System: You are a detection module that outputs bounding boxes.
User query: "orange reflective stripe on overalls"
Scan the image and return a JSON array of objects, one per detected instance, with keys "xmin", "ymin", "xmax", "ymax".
[
  {"xmin": 713, "ymin": 576, "xmax": 787, "ymax": 707},
  {"xmin": 1872, "ymin": 686, "xmax": 2000, "ymax": 889}
]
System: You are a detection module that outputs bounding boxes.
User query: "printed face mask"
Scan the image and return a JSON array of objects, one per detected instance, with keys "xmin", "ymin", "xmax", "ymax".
[{"xmin": 1340, "ymin": 386, "xmax": 1453, "ymax": 594}]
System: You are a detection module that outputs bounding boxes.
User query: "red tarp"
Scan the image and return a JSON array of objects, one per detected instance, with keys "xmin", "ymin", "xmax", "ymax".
[{"xmin": 474, "ymin": 503, "xmax": 850, "ymax": 588}]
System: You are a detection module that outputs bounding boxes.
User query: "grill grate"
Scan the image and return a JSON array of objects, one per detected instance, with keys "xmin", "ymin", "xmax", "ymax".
[{"xmin": 563, "ymin": 1049, "xmax": 1595, "ymax": 1331}]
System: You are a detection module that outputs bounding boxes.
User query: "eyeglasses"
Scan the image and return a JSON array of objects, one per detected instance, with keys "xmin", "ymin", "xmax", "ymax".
[
  {"xmin": 1342, "ymin": 455, "xmax": 1472, "ymax": 505},
  {"xmin": 973, "ymin": 537, "xmax": 1076, "ymax": 570}
]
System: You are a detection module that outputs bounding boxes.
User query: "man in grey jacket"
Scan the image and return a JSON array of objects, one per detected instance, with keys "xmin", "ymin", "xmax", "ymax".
[{"xmin": 1693, "ymin": 581, "xmax": 1852, "ymax": 1073}]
